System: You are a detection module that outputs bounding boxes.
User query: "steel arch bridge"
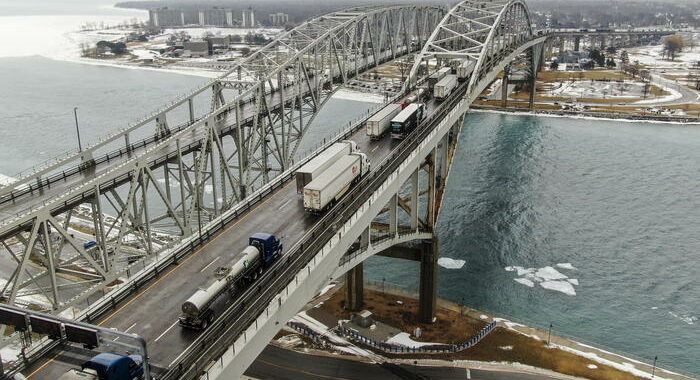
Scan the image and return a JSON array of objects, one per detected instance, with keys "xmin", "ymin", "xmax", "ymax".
[
  {"xmin": 0, "ymin": 5, "xmax": 444, "ymax": 313},
  {"xmin": 179, "ymin": 1, "xmax": 549, "ymax": 379},
  {"xmin": 1, "ymin": 1, "xmax": 555, "ymax": 379}
]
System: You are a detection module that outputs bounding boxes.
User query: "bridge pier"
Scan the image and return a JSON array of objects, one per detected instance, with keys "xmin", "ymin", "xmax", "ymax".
[
  {"xmin": 418, "ymin": 239, "xmax": 438, "ymax": 323},
  {"xmin": 345, "ymin": 262, "xmax": 364, "ymax": 311},
  {"xmin": 574, "ymin": 36, "xmax": 581, "ymax": 52}
]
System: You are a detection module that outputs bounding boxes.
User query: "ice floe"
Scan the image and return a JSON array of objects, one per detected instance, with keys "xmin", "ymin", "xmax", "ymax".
[
  {"xmin": 540, "ymin": 280, "xmax": 577, "ymax": 296},
  {"xmin": 556, "ymin": 262, "xmax": 577, "ymax": 270},
  {"xmin": 506, "ymin": 263, "xmax": 579, "ymax": 296},
  {"xmin": 668, "ymin": 311, "xmax": 697, "ymax": 325},
  {"xmin": 514, "ymin": 278, "xmax": 535, "ymax": 287},
  {"xmin": 437, "ymin": 257, "xmax": 466, "ymax": 269}
]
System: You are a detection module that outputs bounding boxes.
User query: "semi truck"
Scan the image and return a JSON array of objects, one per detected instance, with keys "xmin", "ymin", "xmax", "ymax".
[
  {"xmin": 457, "ymin": 60, "xmax": 476, "ymax": 81},
  {"xmin": 303, "ymin": 152, "xmax": 370, "ymax": 213},
  {"xmin": 434, "ymin": 75, "xmax": 458, "ymax": 101},
  {"xmin": 58, "ymin": 353, "xmax": 143, "ymax": 380},
  {"xmin": 366, "ymin": 104, "xmax": 402, "ymax": 140},
  {"xmin": 179, "ymin": 233, "xmax": 282, "ymax": 330},
  {"xmin": 390, "ymin": 103, "xmax": 425, "ymax": 140},
  {"xmin": 403, "ymin": 88, "xmax": 426, "ymax": 106},
  {"xmin": 295, "ymin": 140, "xmax": 358, "ymax": 193},
  {"xmin": 427, "ymin": 67, "xmax": 452, "ymax": 90}
]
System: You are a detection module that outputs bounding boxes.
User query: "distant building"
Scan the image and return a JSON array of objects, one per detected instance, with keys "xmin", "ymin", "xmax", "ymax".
[
  {"xmin": 269, "ymin": 12, "xmax": 289, "ymax": 26},
  {"xmin": 198, "ymin": 8, "xmax": 234, "ymax": 27},
  {"xmin": 242, "ymin": 7, "xmax": 256, "ymax": 28},
  {"xmin": 149, "ymin": 8, "xmax": 185, "ymax": 27},
  {"xmin": 207, "ymin": 36, "xmax": 231, "ymax": 53},
  {"xmin": 183, "ymin": 40, "xmax": 210, "ymax": 57}
]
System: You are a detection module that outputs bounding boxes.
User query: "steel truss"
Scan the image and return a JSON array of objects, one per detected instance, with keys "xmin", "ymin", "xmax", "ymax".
[{"xmin": 0, "ymin": 5, "xmax": 445, "ymax": 313}]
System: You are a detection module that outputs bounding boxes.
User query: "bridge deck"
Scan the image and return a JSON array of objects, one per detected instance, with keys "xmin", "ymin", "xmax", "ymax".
[{"xmin": 25, "ymin": 94, "xmax": 444, "ymax": 379}]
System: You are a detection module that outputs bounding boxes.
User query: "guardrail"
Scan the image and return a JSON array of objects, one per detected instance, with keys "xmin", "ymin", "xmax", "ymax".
[{"xmin": 336, "ymin": 321, "xmax": 497, "ymax": 354}]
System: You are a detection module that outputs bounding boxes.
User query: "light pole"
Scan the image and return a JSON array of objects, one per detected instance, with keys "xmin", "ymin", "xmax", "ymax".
[
  {"xmin": 547, "ymin": 323, "xmax": 553, "ymax": 346},
  {"xmin": 652, "ymin": 356, "xmax": 657, "ymax": 378},
  {"xmin": 73, "ymin": 107, "xmax": 83, "ymax": 153}
]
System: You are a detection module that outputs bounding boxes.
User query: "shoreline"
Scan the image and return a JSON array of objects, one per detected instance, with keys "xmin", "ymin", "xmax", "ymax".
[
  {"xmin": 469, "ymin": 106, "xmax": 700, "ymax": 125},
  {"xmin": 290, "ymin": 281, "xmax": 694, "ymax": 380}
]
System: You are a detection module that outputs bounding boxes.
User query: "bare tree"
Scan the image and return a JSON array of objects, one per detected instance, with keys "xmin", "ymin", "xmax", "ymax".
[{"xmin": 664, "ymin": 35, "xmax": 685, "ymax": 60}]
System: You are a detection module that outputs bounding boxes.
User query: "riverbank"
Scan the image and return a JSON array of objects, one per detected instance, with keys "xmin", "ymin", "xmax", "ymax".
[
  {"xmin": 276, "ymin": 281, "xmax": 694, "ymax": 380},
  {"xmin": 470, "ymin": 104, "xmax": 700, "ymax": 124}
]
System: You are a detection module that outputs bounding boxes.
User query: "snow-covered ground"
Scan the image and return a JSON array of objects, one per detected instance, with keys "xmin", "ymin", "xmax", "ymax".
[
  {"xmin": 628, "ymin": 38, "xmax": 700, "ymax": 69},
  {"xmin": 545, "ymin": 80, "xmax": 657, "ymax": 100}
]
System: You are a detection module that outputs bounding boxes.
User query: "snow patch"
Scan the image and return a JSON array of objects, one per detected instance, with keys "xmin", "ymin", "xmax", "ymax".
[
  {"xmin": 332, "ymin": 89, "xmax": 384, "ymax": 104},
  {"xmin": 386, "ymin": 332, "xmax": 440, "ymax": 348},
  {"xmin": 437, "ymin": 257, "xmax": 466, "ymax": 269},
  {"xmin": 588, "ymin": 364, "xmax": 598, "ymax": 369},
  {"xmin": 499, "ymin": 345, "xmax": 514, "ymax": 351}
]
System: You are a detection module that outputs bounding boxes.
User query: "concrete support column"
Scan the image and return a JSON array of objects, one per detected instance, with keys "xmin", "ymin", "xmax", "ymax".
[
  {"xmin": 389, "ymin": 194, "xmax": 397, "ymax": 236},
  {"xmin": 574, "ymin": 36, "xmax": 581, "ymax": 51},
  {"xmin": 501, "ymin": 72, "xmax": 509, "ymax": 108},
  {"xmin": 345, "ymin": 262, "xmax": 364, "ymax": 311},
  {"xmin": 418, "ymin": 239, "xmax": 438, "ymax": 323},
  {"xmin": 410, "ymin": 170, "xmax": 419, "ymax": 230}
]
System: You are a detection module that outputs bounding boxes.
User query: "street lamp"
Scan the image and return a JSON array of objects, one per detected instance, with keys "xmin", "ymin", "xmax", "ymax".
[
  {"xmin": 652, "ymin": 356, "xmax": 658, "ymax": 378},
  {"xmin": 73, "ymin": 107, "xmax": 83, "ymax": 153},
  {"xmin": 547, "ymin": 323, "xmax": 553, "ymax": 345}
]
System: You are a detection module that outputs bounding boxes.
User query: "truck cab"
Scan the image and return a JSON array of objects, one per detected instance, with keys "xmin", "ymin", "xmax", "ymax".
[
  {"xmin": 58, "ymin": 353, "xmax": 143, "ymax": 380},
  {"xmin": 249, "ymin": 233, "xmax": 283, "ymax": 267}
]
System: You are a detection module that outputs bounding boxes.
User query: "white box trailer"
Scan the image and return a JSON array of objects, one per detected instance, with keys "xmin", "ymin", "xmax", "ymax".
[
  {"xmin": 457, "ymin": 60, "xmax": 476, "ymax": 81},
  {"xmin": 295, "ymin": 140, "xmax": 357, "ymax": 193},
  {"xmin": 427, "ymin": 67, "xmax": 452, "ymax": 89},
  {"xmin": 366, "ymin": 104, "xmax": 402, "ymax": 140},
  {"xmin": 434, "ymin": 75, "xmax": 458, "ymax": 101},
  {"xmin": 303, "ymin": 152, "xmax": 370, "ymax": 213}
]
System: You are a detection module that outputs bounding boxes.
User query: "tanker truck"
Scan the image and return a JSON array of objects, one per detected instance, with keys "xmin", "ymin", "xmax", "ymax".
[{"xmin": 179, "ymin": 233, "xmax": 283, "ymax": 330}]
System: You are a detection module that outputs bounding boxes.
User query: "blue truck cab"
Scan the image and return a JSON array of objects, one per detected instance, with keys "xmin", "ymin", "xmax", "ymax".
[
  {"xmin": 82, "ymin": 353, "xmax": 143, "ymax": 380},
  {"xmin": 249, "ymin": 233, "xmax": 283, "ymax": 267}
]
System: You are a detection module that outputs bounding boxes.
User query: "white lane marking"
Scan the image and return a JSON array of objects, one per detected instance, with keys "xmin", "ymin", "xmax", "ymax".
[
  {"xmin": 115, "ymin": 322, "xmax": 137, "ymax": 341},
  {"xmin": 371, "ymin": 145, "xmax": 378, "ymax": 153},
  {"xmin": 154, "ymin": 320, "xmax": 179, "ymax": 343},
  {"xmin": 278, "ymin": 198, "xmax": 292, "ymax": 210},
  {"xmin": 199, "ymin": 257, "xmax": 220, "ymax": 273}
]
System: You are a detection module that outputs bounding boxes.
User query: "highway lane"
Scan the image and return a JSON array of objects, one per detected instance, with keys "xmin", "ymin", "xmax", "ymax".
[
  {"xmin": 246, "ymin": 345, "xmax": 467, "ymax": 380},
  {"xmin": 24, "ymin": 94, "xmax": 443, "ymax": 379}
]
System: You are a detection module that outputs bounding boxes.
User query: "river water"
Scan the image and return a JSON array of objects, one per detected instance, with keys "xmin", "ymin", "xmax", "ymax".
[
  {"xmin": 1, "ymin": 0, "xmax": 699, "ymax": 377},
  {"xmin": 365, "ymin": 112, "xmax": 700, "ymax": 376}
]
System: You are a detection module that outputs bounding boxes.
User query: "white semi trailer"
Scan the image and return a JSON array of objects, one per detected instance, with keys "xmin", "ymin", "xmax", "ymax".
[
  {"xmin": 295, "ymin": 140, "xmax": 358, "ymax": 193},
  {"xmin": 366, "ymin": 104, "xmax": 402, "ymax": 140},
  {"xmin": 457, "ymin": 59, "xmax": 476, "ymax": 81},
  {"xmin": 427, "ymin": 67, "xmax": 452, "ymax": 90},
  {"xmin": 303, "ymin": 152, "xmax": 370, "ymax": 213},
  {"xmin": 434, "ymin": 75, "xmax": 458, "ymax": 101}
]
